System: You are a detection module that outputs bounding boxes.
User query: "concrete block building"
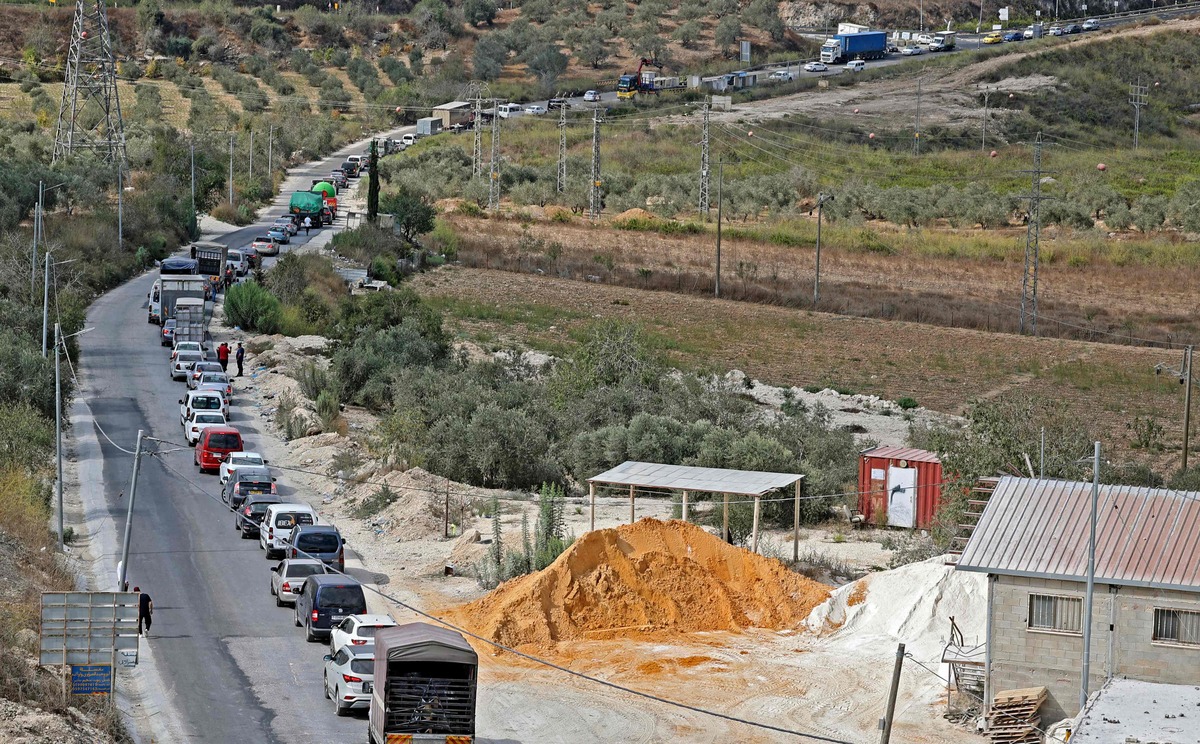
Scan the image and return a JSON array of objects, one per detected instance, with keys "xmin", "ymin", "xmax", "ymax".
[{"xmin": 956, "ymin": 476, "xmax": 1200, "ymax": 725}]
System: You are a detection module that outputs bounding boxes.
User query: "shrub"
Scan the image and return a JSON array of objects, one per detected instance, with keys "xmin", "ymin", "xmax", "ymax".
[
  {"xmin": 895, "ymin": 397, "xmax": 919, "ymax": 410},
  {"xmin": 315, "ymin": 391, "xmax": 340, "ymax": 431},
  {"xmin": 296, "ymin": 362, "xmax": 328, "ymax": 400},
  {"xmin": 350, "ymin": 484, "xmax": 398, "ymax": 519},
  {"xmin": 224, "ymin": 282, "xmax": 281, "ymax": 333}
]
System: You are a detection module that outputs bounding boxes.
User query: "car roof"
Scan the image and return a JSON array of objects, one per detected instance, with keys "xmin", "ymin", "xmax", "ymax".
[
  {"xmin": 187, "ymin": 390, "xmax": 222, "ymax": 400},
  {"xmin": 268, "ymin": 503, "xmax": 316, "ymax": 513},
  {"xmin": 244, "ymin": 494, "xmax": 282, "ymax": 505},
  {"xmin": 202, "ymin": 426, "xmax": 241, "ymax": 436},
  {"xmin": 349, "ymin": 614, "xmax": 394, "ymax": 626},
  {"xmin": 229, "ymin": 451, "xmax": 263, "ymax": 459},
  {"xmin": 306, "ymin": 574, "xmax": 360, "ymax": 586},
  {"xmin": 293, "ymin": 523, "xmax": 340, "ymax": 534},
  {"xmin": 283, "ymin": 557, "xmax": 324, "ymax": 567},
  {"xmin": 235, "ymin": 466, "xmax": 271, "ymax": 480}
]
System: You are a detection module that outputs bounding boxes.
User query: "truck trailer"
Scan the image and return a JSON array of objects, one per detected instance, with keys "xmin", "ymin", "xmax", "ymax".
[
  {"xmin": 820, "ymin": 30, "xmax": 888, "ymax": 64},
  {"xmin": 158, "ymin": 276, "xmax": 207, "ymax": 326},
  {"xmin": 368, "ymin": 623, "xmax": 477, "ymax": 744},
  {"xmin": 417, "ymin": 117, "xmax": 443, "ymax": 136},
  {"xmin": 289, "ymin": 191, "xmax": 326, "ymax": 226}
]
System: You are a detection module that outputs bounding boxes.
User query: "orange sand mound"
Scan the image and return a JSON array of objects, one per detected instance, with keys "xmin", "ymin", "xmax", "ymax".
[
  {"xmin": 614, "ymin": 207, "xmax": 656, "ymax": 222},
  {"xmin": 455, "ymin": 518, "xmax": 830, "ymax": 649}
]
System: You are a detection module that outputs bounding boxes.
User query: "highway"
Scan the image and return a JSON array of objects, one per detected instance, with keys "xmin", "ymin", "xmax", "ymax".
[{"xmin": 76, "ymin": 131, "xmax": 410, "ymax": 743}]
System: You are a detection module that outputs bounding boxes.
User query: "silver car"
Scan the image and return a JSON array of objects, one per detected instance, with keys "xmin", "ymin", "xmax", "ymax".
[
  {"xmin": 322, "ymin": 645, "xmax": 374, "ymax": 716},
  {"xmin": 188, "ymin": 361, "xmax": 225, "ymax": 390},
  {"xmin": 171, "ymin": 351, "xmax": 204, "ymax": 381},
  {"xmin": 269, "ymin": 558, "xmax": 327, "ymax": 606}
]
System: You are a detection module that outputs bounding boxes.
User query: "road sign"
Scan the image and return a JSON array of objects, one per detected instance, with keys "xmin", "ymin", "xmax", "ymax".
[
  {"xmin": 70, "ymin": 664, "xmax": 112, "ymax": 695},
  {"xmin": 40, "ymin": 592, "xmax": 140, "ymax": 668},
  {"xmin": 999, "ymin": 7, "xmax": 1010, "ymax": 20},
  {"xmin": 740, "ymin": 41, "xmax": 751, "ymax": 63}
]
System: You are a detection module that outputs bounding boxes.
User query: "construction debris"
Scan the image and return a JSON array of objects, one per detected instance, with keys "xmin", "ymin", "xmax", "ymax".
[{"xmin": 987, "ymin": 687, "xmax": 1047, "ymax": 743}]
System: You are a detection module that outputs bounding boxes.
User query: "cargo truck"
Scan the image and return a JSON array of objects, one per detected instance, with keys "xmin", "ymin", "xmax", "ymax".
[
  {"xmin": 289, "ymin": 191, "xmax": 326, "ymax": 227},
  {"xmin": 929, "ymin": 30, "xmax": 957, "ymax": 51},
  {"xmin": 820, "ymin": 30, "xmax": 888, "ymax": 64},
  {"xmin": 368, "ymin": 623, "xmax": 477, "ymax": 744},
  {"xmin": 190, "ymin": 241, "xmax": 228, "ymax": 279},
  {"xmin": 311, "ymin": 181, "xmax": 338, "ymax": 218},
  {"xmin": 159, "ymin": 276, "xmax": 207, "ymax": 326},
  {"xmin": 416, "ymin": 117, "xmax": 443, "ymax": 136}
]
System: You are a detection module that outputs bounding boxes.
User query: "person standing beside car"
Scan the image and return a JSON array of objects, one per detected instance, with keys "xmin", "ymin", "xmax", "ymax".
[
  {"xmin": 235, "ymin": 342, "xmax": 245, "ymax": 377},
  {"xmin": 303, "ymin": 216, "xmax": 312, "ymax": 235},
  {"xmin": 216, "ymin": 342, "xmax": 230, "ymax": 372}
]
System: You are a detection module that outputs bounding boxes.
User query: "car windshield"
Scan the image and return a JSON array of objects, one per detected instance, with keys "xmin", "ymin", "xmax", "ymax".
[
  {"xmin": 232, "ymin": 455, "xmax": 263, "ymax": 466},
  {"xmin": 195, "ymin": 414, "xmax": 224, "ymax": 424},
  {"xmin": 248, "ymin": 501, "xmax": 276, "ymax": 515},
  {"xmin": 256, "ymin": 237, "xmax": 269, "ymax": 242},
  {"xmin": 297, "ymin": 533, "xmax": 340, "ymax": 552},
  {"xmin": 206, "ymin": 433, "xmax": 241, "ymax": 450},
  {"xmin": 192, "ymin": 397, "xmax": 222, "ymax": 410},
  {"xmin": 164, "ymin": 319, "xmax": 177, "ymax": 329},
  {"xmin": 318, "ymin": 585, "xmax": 364, "ymax": 609},
  {"xmin": 274, "ymin": 512, "xmax": 314, "ymax": 529},
  {"xmin": 194, "ymin": 363, "xmax": 221, "ymax": 374},
  {"xmin": 177, "ymin": 353, "xmax": 202, "ymax": 364},
  {"xmin": 285, "ymin": 562, "xmax": 326, "ymax": 579},
  {"xmin": 349, "ymin": 658, "xmax": 374, "ymax": 675},
  {"xmin": 229, "ymin": 251, "xmax": 242, "ymax": 261},
  {"xmin": 201, "ymin": 374, "xmax": 229, "ymax": 384},
  {"xmin": 240, "ymin": 481, "xmax": 273, "ymax": 492}
]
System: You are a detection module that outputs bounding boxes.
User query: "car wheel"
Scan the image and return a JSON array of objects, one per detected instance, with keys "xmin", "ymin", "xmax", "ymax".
[
  {"xmin": 334, "ymin": 691, "xmax": 350, "ymax": 717},
  {"xmin": 294, "ymin": 608, "xmax": 302, "ymax": 628},
  {"xmin": 323, "ymin": 673, "xmax": 330, "ymax": 700},
  {"xmin": 269, "ymin": 580, "xmax": 276, "ymax": 596},
  {"xmin": 305, "ymin": 619, "xmax": 316, "ymax": 643},
  {"xmin": 276, "ymin": 592, "xmax": 285, "ymax": 608}
]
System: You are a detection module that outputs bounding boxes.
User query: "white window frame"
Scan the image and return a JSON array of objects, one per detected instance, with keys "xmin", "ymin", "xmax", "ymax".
[
  {"xmin": 1027, "ymin": 593, "xmax": 1083, "ymax": 635},
  {"xmin": 1152, "ymin": 607, "xmax": 1200, "ymax": 647}
]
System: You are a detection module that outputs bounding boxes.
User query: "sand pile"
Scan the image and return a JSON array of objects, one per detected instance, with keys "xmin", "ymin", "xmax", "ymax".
[
  {"xmin": 614, "ymin": 207, "xmax": 656, "ymax": 222},
  {"xmin": 457, "ymin": 518, "xmax": 830, "ymax": 649}
]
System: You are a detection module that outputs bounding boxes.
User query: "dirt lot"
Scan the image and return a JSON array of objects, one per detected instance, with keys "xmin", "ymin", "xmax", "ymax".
[{"xmin": 412, "ymin": 266, "xmax": 1189, "ymax": 462}]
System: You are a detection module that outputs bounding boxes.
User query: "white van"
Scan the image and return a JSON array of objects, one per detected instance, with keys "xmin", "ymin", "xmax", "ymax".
[
  {"xmin": 227, "ymin": 249, "xmax": 249, "ymax": 277},
  {"xmin": 844, "ymin": 60, "xmax": 866, "ymax": 72},
  {"xmin": 179, "ymin": 389, "xmax": 228, "ymax": 425},
  {"xmin": 496, "ymin": 103, "xmax": 524, "ymax": 119},
  {"xmin": 147, "ymin": 280, "xmax": 161, "ymax": 324},
  {"xmin": 400, "ymin": 133, "xmax": 417, "ymax": 146},
  {"xmin": 260, "ymin": 503, "xmax": 318, "ymax": 559}
]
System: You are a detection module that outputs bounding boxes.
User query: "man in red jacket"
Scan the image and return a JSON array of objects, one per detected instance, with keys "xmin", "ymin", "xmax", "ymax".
[{"xmin": 216, "ymin": 342, "xmax": 230, "ymax": 372}]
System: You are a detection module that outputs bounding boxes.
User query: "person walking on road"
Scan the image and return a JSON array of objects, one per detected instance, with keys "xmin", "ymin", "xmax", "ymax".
[
  {"xmin": 216, "ymin": 342, "xmax": 230, "ymax": 372},
  {"xmin": 235, "ymin": 342, "xmax": 245, "ymax": 377},
  {"xmin": 135, "ymin": 587, "xmax": 153, "ymax": 636},
  {"xmin": 302, "ymin": 216, "xmax": 312, "ymax": 235},
  {"xmin": 223, "ymin": 266, "xmax": 233, "ymax": 291}
]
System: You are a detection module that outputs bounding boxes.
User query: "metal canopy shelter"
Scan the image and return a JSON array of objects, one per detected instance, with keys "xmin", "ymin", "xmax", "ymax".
[{"xmin": 587, "ymin": 461, "xmax": 805, "ymax": 557}]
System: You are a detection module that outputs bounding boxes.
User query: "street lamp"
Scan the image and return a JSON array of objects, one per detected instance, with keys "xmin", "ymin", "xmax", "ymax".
[{"xmin": 55, "ymin": 324, "xmax": 94, "ymax": 550}]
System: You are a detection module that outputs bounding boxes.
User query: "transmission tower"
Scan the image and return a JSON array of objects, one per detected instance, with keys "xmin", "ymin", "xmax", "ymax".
[
  {"xmin": 1129, "ymin": 77, "xmax": 1149, "ymax": 150},
  {"xmin": 557, "ymin": 104, "xmax": 567, "ymax": 193},
  {"xmin": 466, "ymin": 82, "xmax": 488, "ymax": 177},
  {"xmin": 488, "ymin": 100, "xmax": 501, "ymax": 211},
  {"xmin": 54, "ymin": 0, "xmax": 126, "ymax": 168},
  {"xmin": 699, "ymin": 95, "xmax": 711, "ymax": 216},
  {"xmin": 589, "ymin": 108, "xmax": 602, "ymax": 221},
  {"xmin": 1019, "ymin": 133, "xmax": 1053, "ymax": 336}
]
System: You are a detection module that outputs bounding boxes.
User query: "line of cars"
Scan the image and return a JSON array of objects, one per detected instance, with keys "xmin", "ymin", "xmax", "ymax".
[
  {"xmin": 162, "ymin": 319, "xmax": 393, "ymax": 718},
  {"xmin": 984, "ymin": 18, "xmax": 1099, "ymax": 43}
]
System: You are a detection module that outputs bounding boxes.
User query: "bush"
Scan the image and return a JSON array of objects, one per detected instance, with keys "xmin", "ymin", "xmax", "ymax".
[
  {"xmin": 296, "ymin": 362, "xmax": 328, "ymax": 400},
  {"xmin": 350, "ymin": 484, "xmax": 399, "ymax": 519},
  {"xmin": 315, "ymin": 390, "xmax": 340, "ymax": 431},
  {"xmin": 224, "ymin": 282, "xmax": 282, "ymax": 333}
]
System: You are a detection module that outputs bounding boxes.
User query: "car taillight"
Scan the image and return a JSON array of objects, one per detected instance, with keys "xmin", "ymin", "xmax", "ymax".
[
  {"xmin": 351, "ymin": 639, "xmax": 367, "ymax": 646},
  {"xmin": 268, "ymin": 528, "xmax": 274, "ymax": 539},
  {"xmin": 281, "ymin": 581, "xmax": 291, "ymax": 592},
  {"xmin": 311, "ymin": 610, "xmax": 319, "ymax": 622},
  {"xmin": 341, "ymin": 674, "xmax": 362, "ymax": 683}
]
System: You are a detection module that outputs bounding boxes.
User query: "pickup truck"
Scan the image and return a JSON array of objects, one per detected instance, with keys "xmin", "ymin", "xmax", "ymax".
[{"xmin": 368, "ymin": 624, "xmax": 478, "ymax": 744}]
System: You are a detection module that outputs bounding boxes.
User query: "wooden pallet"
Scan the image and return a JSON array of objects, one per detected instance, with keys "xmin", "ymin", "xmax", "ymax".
[{"xmin": 987, "ymin": 687, "xmax": 1046, "ymax": 743}]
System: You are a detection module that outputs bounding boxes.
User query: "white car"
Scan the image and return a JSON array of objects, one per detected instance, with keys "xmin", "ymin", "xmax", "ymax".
[
  {"xmin": 220, "ymin": 451, "xmax": 269, "ymax": 484},
  {"xmin": 844, "ymin": 60, "xmax": 866, "ymax": 72},
  {"xmin": 322, "ymin": 645, "xmax": 375, "ymax": 716},
  {"xmin": 804, "ymin": 61, "xmax": 828, "ymax": 72},
  {"xmin": 187, "ymin": 361, "xmax": 224, "ymax": 390},
  {"xmin": 900, "ymin": 45, "xmax": 924, "ymax": 56},
  {"xmin": 583, "ymin": 90, "xmax": 601, "ymax": 102},
  {"xmin": 269, "ymin": 558, "xmax": 326, "ymax": 605},
  {"xmin": 916, "ymin": 34, "xmax": 934, "ymax": 45},
  {"xmin": 185, "ymin": 410, "xmax": 228, "ymax": 445},
  {"xmin": 1082, "ymin": 18, "xmax": 1099, "ymax": 31},
  {"xmin": 1048, "ymin": 25, "xmax": 1063, "ymax": 36},
  {"xmin": 523, "ymin": 104, "xmax": 546, "ymax": 115},
  {"xmin": 171, "ymin": 351, "xmax": 204, "ymax": 381},
  {"xmin": 196, "ymin": 371, "xmax": 232, "ymax": 403},
  {"xmin": 329, "ymin": 614, "xmax": 398, "ymax": 656},
  {"xmin": 171, "ymin": 341, "xmax": 205, "ymax": 362},
  {"xmin": 768, "ymin": 70, "xmax": 795, "ymax": 82},
  {"xmin": 226, "ymin": 249, "xmax": 249, "ymax": 277},
  {"xmin": 179, "ymin": 390, "xmax": 228, "ymax": 426}
]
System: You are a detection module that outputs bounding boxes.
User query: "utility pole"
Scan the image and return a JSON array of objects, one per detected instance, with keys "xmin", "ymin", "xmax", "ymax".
[
  {"xmin": 190, "ymin": 140, "xmax": 196, "ymax": 219},
  {"xmin": 488, "ymin": 100, "xmax": 500, "ymax": 211},
  {"xmin": 42, "ymin": 252, "xmax": 51, "ymax": 357},
  {"xmin": 116, "ymin": 430, "xmax": 145, "ymax": 592},
  {"xmin": 267, "ymin": 125, "xmax": 274, "ymax": 180},
  {"xmin": 116, "ymin": 163, "xmax": 123, "ymax": 250},
  {"xmin": 977, "ymin": 0, "xmax": 984, "ymax": 33},
  {"xmin": 913, "ymin": 78, "xmax": 922, "ymax": 155},
  {"xmin": 1154, "ymin": 346, "xmax": 1193, "ymax": 471},
  {"xmin": 699, "ymin": 95, "xmax": 711, "ymax": 217},
  {"xmin": 981, "ymin": 87, "xmax": 991, "ymax": 153},
  {"xmin": 714, "ymin": 160, "xmax": 723, "ymax": 298},
  {"xmin": 1020, "ymin": 133, "xmax": 1050, "ymax": 336},
  {"xmin": 1129, "ymin": 77, "xmax": 1148, "ymax": 150},
  {"xmin": 55, "ymin": 323, "xmax": 63, "ymax": 550},
  {"xmin": 249, "ymin": 130, "xmax": 254, "ymax": 183},
  {"xmin": 589, "ymin": 107, "xmax": 602, "ymax": 221},
  {"xmin": 32, "ymin": 180, "xmax": 43, "ymax": 298},
  {"xmin": 228, "ymin": 133, "xmax": 235, "ymax": 206},
  {"xmin": 879, "ymin": 643, "xmax": 906, "ymax": 743},
  {"xmin": 557, "ymin": 104, "xmax": 567, "ymax": 193},
  {"xmin": 813, "ymin": 193, "xmax": 833, "ymax": 305},
  {"xmin": 1080, "ymin": 442, "xmax": 1099, "ymax": 711}
]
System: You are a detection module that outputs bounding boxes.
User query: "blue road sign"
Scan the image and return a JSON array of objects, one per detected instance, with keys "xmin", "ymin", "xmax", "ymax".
[{"xmin": 71, "ymin": 664, "xmax": 112, "ymax": 695}]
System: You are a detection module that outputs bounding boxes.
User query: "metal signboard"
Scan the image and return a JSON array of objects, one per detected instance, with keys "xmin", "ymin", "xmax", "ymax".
[
  {"xmin": 70, "ymin": 664, "xmax": 112, "ymax": 695},
  {"xmin": 739, "ymin": 41, "xmax": 751, "ymax": 63},
  {"xmin": 40, "ymin": 592, "xmax": 140, "ymax": 668},
  {"xmin": 999, "ymin": 7, "xmax": 1010, "ymax": 20}
]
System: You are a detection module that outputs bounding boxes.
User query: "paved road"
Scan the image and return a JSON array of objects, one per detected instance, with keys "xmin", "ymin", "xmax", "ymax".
[{"xmin": 80, "ymin": 132, "xmax": 410, "ymax": 743}]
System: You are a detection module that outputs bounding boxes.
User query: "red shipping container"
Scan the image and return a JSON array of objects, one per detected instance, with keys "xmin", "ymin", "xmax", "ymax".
[{"xmin": 857, "ymin": 446, "xmax": 943, "ymax": 530}]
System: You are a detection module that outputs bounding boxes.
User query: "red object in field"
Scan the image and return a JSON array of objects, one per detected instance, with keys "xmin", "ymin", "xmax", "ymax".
[
  {"xmin": 1097, "ymin": 163, "xmax": 1107, "ymax": 171},
  {"xmin": 81, "ymin": 31, "xmax": 88, "ymax": 39},
  {"xmin": 853, "ymin": 108, "xmax": 860, "ymax": 114},
  {"xmin": 990, "ymin": 150, "xmax": 998, "ymax": 158},
  {"xmin": 857, "ymin": 446, "xmax": 943, "ymax": 529},
  {"xmin": 868, "ymin": 132, "xmax": 875, "ymax": 139},
  {"xmin": 395, "ymin": 107, "xmax": 402, "ymax": 113}
]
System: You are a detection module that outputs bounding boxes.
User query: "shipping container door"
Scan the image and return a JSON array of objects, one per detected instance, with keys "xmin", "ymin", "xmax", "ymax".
[
  {"xmin": 869, "ymin": 465, "xmax": 887, "ymax": 522},
  {"xmin": 886, "ymin": 467, "xmax": 917, "ymax": 528}
]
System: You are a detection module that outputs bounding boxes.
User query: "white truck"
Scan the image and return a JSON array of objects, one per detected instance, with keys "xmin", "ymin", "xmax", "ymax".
[{"xmin": 928, "ymin": 31, "xmax": 957, "ymax": 51}]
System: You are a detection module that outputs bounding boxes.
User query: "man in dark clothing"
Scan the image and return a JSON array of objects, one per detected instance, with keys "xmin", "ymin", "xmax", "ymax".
[
  {"xmin": 223, "ymin": 266, "xmax": 233, "ymax": 290},
  {"xmin": 235, "ymin": 342, "xmax": 245, "ymax": 377},
  {"xmin": 134, "ymin": 587, "xmax": 153, "ymax": 636},
  {"xmin": 216, "ymin": 342, "xmax": 230, "ymax": 372}
]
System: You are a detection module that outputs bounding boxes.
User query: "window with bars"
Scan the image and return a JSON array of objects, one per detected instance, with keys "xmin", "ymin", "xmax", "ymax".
[
  {"xmin": 1153, "ymin": 608, "xmax": 1200, "ymax": 646},
  {"xmin": 1028, "ymin": 594, "xmax": 1083, "ymax": 634}
]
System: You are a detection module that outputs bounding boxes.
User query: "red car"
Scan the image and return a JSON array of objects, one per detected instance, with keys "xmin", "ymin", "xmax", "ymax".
[{"xmin": 194, "ymin": 427, "xmax": 244, "ymax": 474}]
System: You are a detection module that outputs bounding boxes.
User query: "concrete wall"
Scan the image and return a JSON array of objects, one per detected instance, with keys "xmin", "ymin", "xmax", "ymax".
[{"xmin": 989, "ymin": 574, "xmax": 1200, "ymax": 724}]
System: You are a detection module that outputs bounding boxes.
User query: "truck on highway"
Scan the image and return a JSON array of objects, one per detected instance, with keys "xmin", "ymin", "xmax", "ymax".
[
  {"xmin": 172, "ymin": 297, "xmax": 207, "ymax": 347},
  {"xmin": 289, "ymin": 191, "xmax": 326, "ymax": 227},
  {"xmin": 190, "ymin": 241, "xmax": 228, "ymax": 282},
  {"xmin": 159, "ymin": 275, "xmax": 207, "ymax": 326},
  {"xmin": 820, "ymin": 30, "xmax": 888, "ymax": 64},
  {"xmin": 929, "ymin": 30, "xmax": 957, "ymax": 51},
  {"xmin": 416, "ymin": 117, "xmax": 443, "ymax": 137},
  {"xmin": 368, "ymin": 623, "xmax": 478, "ymax": 744}
]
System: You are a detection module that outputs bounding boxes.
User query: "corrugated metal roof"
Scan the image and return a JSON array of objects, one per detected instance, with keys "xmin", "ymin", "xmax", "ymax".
[
  {"xmin": 957, "ymin": 476, "xmax": 1200, "ymax": 593},
  {"xmin": 587, "ymin": 461, "xmax": 802, "ymax": 496},
  {"xmin": 860, "ymin": 446, "xmax": 941, "ymax": 464}
]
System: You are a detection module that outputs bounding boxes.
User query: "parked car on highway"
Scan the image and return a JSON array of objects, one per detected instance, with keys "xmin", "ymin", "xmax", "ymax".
[
  {"xmin": 323, "ymin": 646, "xmax": 375, "ymax": 716},
  {"xmin": 270, "ymin": 558, "xmax": 327, "ymax": 605},
  {"xmin": 188, "ymin": 361, "xmax": 224, "ymax": 390},
  {"xmin": 195, "ymin": 426, "xmax": 244, "ymax": 474},
  {"xmin": 275, "ymin": 216, "xmax": 299, "ymax": 236},
  {"xmin": 900, "ymin": 45, "xmax": 924, "ymax": 55},
  {"xmin": 179, "ymin": 390, "xmax": 228, "ymax": 426},
  {"xmin": 329, "ymin": 614, "xmax": 398, "ymax": 656},
  {"xmin": 1063, "ymin": 23, "xmax": 1082, "ymax": 34},
  {"xmin": 1048, "ymin": 25, "xmax": 1063, "ymax": 36},
  {"xmin": 261, "ymin": 503, "xmax": 318, "ymax": 558},
  {"xmin": 400, "ymin": 133, "xmax": 417, "ymax": 147},
  {"xmin": 257, "ymin": 233, "xmax": 284, "ymax": 256},
  {"xmin": 220, "ymin": 451, "xmax": 269, "ymax": 484},
  {"xmin": 294, "ymin": 574, "xmax": 368, "ymax": 642},
  {"xmin": 983, "ymin": 31, "xmax": 1003, "ymax": 44},
  {"xmin": 804, "ymin": 61, "xmax": 828, "ymax": 72},
  {"xmin": 185, "ymin": 410, "xmax": 228, "ymax": 445},
  {"xmin": 196, "ymin": 371, "xmax": 232, "ymax": 404},
  {"xmin": 319, "ymin": 206, "xmax": 333, "ymax": 225},
  {"xmin": 767, "ymin": 69, "xmax": 796, "ymax": 82},
  {"xmin": 523, "ymin": 104, "xmax": 547, "ymax": 115},
  {"xmin": 236, "ymin": 493, "xmax": 281, "ymax": 538},
  {"xmin": 1082, "ymin": 18, "xmax": 1099, "ymax": 30},
  {"xmin": 227, "ymin": 249, "xmax": 249, "ymax": 277},
  {"xmin": 286, "ymin": 524, "xmax": 346, "ymax": 572},
  {"xmin": 171, "ymin": 341, "xmax": 205, "ymax": 361},
  {"xmin": 916, "ymin": 33, "xmax": 934, "ymax": 45},
  {"xmin": 160, "ymin": 318, "xmax": 176, "ymax": 346},
  {"xmin": 844, "ymin": 60, "xmax": 866, "ymax": 72},
  {"xmin": 223, "ymin": 467, "xmax": 277, "ymax": 512},
  {"xmin": 171, "ymin": 350, "xmax": 204, "ymax": 381},
  {"xmin": 340, "ymin": 160, "xmax": 359, "ymax": 177},
  {"xmin": 1003, "ymin": 31, "xmax": 1024, "ymax": 41},
  {"xmin": 583, "ymin": 90, "xmax": 601, "ymax": 102}
]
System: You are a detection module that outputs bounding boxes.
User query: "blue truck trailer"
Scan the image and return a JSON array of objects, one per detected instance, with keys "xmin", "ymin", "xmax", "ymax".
[{"xmin": 820, "ymin": 30, "xmax": 888, "ymax": 64}]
